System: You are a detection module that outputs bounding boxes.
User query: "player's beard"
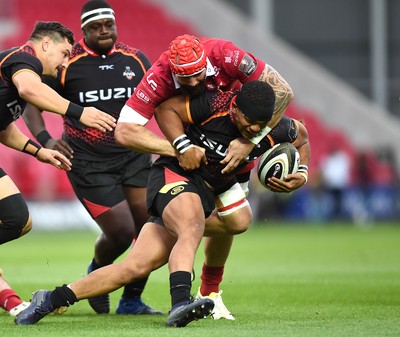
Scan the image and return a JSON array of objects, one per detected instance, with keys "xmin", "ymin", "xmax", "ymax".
[{"xmin": 180, "ymin": 78, "xmax": 207, "ymax": 97}]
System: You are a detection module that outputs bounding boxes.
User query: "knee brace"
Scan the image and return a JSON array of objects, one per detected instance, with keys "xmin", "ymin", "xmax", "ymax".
[{"xmin": 0, "ymin": 193, "xmax": 30, "ymax": 245}]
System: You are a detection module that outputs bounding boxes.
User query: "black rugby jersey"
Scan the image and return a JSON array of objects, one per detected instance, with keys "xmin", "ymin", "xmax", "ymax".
[
  {"xmin": 187, "ymin": 89, "xmax": 299, "ymax": 188},
  {"xmin": 0, "ymin": 45, "xmax": 42, "ymax": 131},
  {"xmin": 60, "ymin": 39, "xmax": 151, "ymax": 160}
]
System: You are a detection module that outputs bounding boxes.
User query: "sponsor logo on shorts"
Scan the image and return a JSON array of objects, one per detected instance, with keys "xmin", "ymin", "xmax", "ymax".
[{"xmin": 171, "ymin": 186, "xmax": 185, "ymax": 195}]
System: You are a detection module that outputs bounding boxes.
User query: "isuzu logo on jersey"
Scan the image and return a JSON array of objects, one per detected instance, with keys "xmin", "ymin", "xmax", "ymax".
[
  {"xmin": 123, "ymin": 66, "xmax": 135, "ymax": 80},
  {"xmin": 79, "ymin": 87, "xmax": 133, "ymax": 103},
  {"xmin": 199, "ymin": 133, "xmax": 227, "ymax": 157}
]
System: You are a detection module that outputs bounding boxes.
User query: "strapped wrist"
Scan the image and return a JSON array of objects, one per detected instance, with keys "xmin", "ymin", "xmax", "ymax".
[
  {"xmin": 22, "ymin": 139, "xmax": 41, "ymax": 157},
  {"xmin": 297, "ymin": 165, "xmax": 308, "ymax": 185},
  {"xmin": 65, "ymin": 102, "xmax": 84, "ymax": 120},
  {"xmin": 36, "ymin": 130, "xmax": 52, "ymax": 146},
  {"xmin": 172, "ymin": 134, "xmax": 194, "ymax": 154}
]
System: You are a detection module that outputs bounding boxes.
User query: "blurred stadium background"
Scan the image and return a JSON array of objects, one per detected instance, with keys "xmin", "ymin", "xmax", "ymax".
[{"xmin": 0, "ymin": 0, "xmax": 399, "ymax": 229}]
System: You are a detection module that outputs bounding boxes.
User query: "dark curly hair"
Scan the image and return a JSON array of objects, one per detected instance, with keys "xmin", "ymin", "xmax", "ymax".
[
  {"xmin": 236, "ymin": 81, "xmax": 275, "ymax": 122},
  {"xmin": 29, "ymin": 21, "xmax": 74, "ymax": 45}
]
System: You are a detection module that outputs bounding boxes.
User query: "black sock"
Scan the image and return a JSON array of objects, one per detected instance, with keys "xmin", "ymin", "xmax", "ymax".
[
  {"xmin": 121, "ymin": 276, "xmax": 149, "ymax": 299},
  {"xmin": 169, "ymin": 271, "xmax": 191, "ymax": 310},
  {"xmin": 50, "ymin": 285, "xmax": 79, "ymax": 308}
]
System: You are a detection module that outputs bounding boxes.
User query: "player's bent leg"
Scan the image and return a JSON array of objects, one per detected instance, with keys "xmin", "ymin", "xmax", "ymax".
[
  {"xmin": 116, "ymin": 221, "xmax": 172, "ymax": 315},
  {"xmin": 199, "ymin": 236, "xmax": 236, "ymax": 320},
  {"xmin": 161, "ymin": 193, "xmax": 205, "ymax": 273},
  {"xmin": 200, "ymin": 182, "xmax": 253, "ymax": 320},
  {"xmin": 15, "ymin": 222, "xmax": 175, "ymax": 325},
  {"xmin": 73, "ymin": 223, "xmax": 174, "ymax": 301}
]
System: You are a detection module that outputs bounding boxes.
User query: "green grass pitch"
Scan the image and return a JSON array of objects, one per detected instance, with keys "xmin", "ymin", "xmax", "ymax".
[{"xmin": 0, "ymin": 223, "xmax": 399, "ymax": 337}]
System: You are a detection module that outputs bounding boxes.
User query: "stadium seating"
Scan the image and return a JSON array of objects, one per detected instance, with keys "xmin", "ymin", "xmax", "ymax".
[{"xmin": 1, "ymin": 0, "xmax": 393, "ymax": 204}]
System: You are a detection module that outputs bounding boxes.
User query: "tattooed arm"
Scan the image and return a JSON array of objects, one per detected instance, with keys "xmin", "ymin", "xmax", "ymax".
[{"xmin": 258, "ymin": 64, "xmax": 294, "ymax": 129}]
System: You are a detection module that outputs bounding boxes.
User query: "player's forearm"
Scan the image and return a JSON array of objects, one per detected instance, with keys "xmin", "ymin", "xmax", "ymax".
[
  {"xmin": 19, "ymin": 82, "xmax": 70, "ymax": 116},
  {"xmin": 0, "ymin": 123, "xmax": 31, "ymax": 152},
  {"xmin": 22, "ymin": 104, "xmax": 49, "ymax": 139},
  {"xmin": 115, "ymin": 122, "xmax": 175, "ymax": 156}
]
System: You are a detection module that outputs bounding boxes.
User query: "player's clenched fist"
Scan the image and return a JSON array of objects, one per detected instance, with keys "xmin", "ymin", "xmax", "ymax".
[{"xmin": 80, "ymin": 107, "xmax": 117, "ymax": 132}]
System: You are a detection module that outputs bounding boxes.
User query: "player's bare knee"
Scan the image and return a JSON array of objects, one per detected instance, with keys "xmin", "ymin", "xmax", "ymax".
[
  {"xmin": 227, "ymin": 219, "xmax": 250, "ymax": 235},
  {"xmin": 0, "ymin": 193, "xmax": 30, "ymax": 245},
  {"xmin": 122, "ymin": 262, "xmax": 150, "ymax": 282},
  {"xmin": 221, "ymin": 206, "xmax": 252, "ymax": 235}
]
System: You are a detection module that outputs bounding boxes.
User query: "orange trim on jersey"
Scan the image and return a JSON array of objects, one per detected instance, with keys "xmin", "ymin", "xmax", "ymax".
[
  {"xmin": 217, "ymin": 198, "xmax": 247, "ymax": 213},
  {"xmin": 116, "ymin": 49, "xmax": 148, "ymax": 73},
  {"xmin": 83, "ymin": 198, "xmax": 110, "ymax": 219},
  {"xmin": 61, "ymin": 52, "xmax": 89, "ymax": 86},
  {"xmin": 185, "ymin": 96, "xmax": 194, "ymax": 124},
  {"xmin": 200, "ymin": 110, "xmax": 230, "ymax": 126},
  {"xmin": 0, "ymin": 46, "xmax": 25, "ymax": 83},
  {"xmin": 266, "ymin": 134, "xmax": 275, "ymax": 147},
  {"xmin": 11, "ymin": 69, "xmax": 40, "ymax": 81}
]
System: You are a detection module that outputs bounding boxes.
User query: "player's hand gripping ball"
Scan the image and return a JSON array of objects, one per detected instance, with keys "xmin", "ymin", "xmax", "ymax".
[{"xmin": 257, "ymin": 143, "xmax": 300, "ymax": 188}]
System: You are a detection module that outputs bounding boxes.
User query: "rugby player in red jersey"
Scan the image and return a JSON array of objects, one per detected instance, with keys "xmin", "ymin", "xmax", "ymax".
[{"xmin": 115, "ymin": 34, "xmax": 294, "ymax": 319}]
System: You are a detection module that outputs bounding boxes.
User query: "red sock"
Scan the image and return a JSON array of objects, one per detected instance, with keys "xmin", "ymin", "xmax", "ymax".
[
  {"xmin": 0, "ymin": 289, "xmax": 23, "ymax": 312},
  {"xmin": 200, "ymin": 263, "xmax": 224, "ymax": 295}
]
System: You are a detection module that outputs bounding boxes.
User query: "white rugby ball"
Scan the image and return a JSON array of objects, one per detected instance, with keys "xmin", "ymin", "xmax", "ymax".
[{"xmin": 257, "ymin": 142, "xmax": 300, "ymax": 188}]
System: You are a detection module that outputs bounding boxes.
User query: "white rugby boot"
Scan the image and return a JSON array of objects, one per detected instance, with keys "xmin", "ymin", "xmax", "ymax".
[{"xmin": 196, "ymin": 287, "xmax": 235, "ymax": 320}]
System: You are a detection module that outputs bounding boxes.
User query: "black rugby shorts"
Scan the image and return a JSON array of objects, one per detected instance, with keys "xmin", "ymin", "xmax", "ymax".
[{"xmin": 67, "ymin": 152, "xmax": 151, "ymax": 211}]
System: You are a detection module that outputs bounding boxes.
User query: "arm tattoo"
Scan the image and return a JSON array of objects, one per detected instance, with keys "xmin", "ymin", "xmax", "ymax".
[{"xmin": 258, "ymin": 65, "xmax": 294, "ymax": 128}]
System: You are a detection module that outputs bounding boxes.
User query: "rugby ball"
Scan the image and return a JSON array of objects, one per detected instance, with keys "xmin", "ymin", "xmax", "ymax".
[{"xmin": 257, "ymin": 143, "xmax": 300, "ymax": 188}]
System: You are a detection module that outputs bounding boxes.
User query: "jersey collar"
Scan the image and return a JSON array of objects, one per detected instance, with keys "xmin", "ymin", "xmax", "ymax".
[
  {"xmin": 80, "ymin": 38, "xmax": 116, "ymax": 56},
  {"xmin": 23, "ymin": 42, "xmax": 37, "ymax": 56}
]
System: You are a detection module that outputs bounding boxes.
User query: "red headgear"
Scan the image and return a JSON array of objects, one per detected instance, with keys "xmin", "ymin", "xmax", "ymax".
[{"xmin": 167, "ymin": 34, "xmax": 207, "ymax": 77}]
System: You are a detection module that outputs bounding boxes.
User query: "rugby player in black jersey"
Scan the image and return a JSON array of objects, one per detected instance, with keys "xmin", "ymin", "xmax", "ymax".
[
  {"xmin": 22, "ymin": 0, "xmax": 164, "ymax": 315},
  {"xmin": 15, "ymin": 80, "xmax": 310, "ymax": 328},
  {"xmin": 0, "ymin": 19, "xmax": 116, "ymax": 316}
]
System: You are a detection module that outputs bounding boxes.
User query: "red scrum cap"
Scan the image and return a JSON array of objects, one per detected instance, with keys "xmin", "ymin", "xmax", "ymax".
[{"xmin": 168, "ymin": 34, "xmax": 207, "ymax": 77}]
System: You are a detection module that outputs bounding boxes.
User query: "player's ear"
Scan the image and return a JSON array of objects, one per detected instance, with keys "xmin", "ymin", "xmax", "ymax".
[{"xmin": 41, "ymin": 36, "xmax": 51, "ymax": 52}]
